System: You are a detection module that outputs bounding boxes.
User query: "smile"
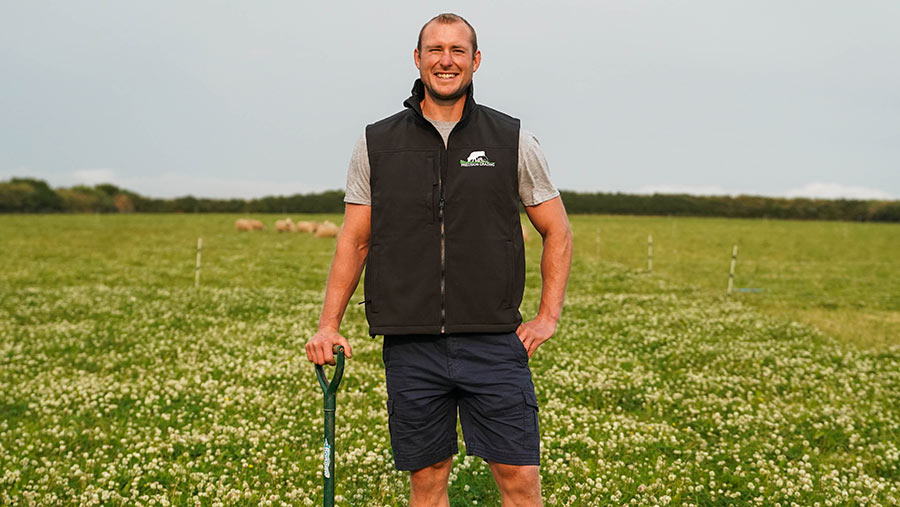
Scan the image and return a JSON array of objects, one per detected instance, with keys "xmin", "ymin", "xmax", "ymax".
[{"xmin": 435, "ymin": 73, "xmax": 458, "ymax": 79}]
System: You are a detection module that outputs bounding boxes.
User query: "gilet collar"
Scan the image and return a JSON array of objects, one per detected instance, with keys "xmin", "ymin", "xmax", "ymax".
[{"xmin": 403, "ymin": 78, "xmax": 477, "ymax": 125}]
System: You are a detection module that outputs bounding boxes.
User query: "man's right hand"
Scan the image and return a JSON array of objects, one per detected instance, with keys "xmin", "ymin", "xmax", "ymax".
[{"xmin": 305, "ymin": 329, "xmax": 353, "ymax": 366}]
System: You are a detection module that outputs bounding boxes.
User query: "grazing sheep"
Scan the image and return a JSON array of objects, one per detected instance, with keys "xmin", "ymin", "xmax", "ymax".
[
  {"xmin": 235, "ymin": 218, "xmax": 264, "ymax": 231},
  {"xmin": 275, "ymin": 218, "xmax": 297, "ymax": 233},
  {"xmin": 314, "ymin": 220, "xmax": 340, "ymax": 238},
  {"xmin": 295, "ymin": 220, "xmax": 318, "ymax": 233}
]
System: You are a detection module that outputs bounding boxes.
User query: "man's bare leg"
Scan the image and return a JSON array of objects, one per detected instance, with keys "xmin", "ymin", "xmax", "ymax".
[
  {"xmin": 409, "ymin": 457, "xmax": 453, "ymax": 507},
  {"xmin": 487, "ymin": 461, "xmax": 542, "ymax": 507}
]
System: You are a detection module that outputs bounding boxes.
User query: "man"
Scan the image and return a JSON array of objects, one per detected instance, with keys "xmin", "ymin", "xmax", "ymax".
[{"xmin": 305, "ymin": 13, "xmax": 573, "ymax": 506}]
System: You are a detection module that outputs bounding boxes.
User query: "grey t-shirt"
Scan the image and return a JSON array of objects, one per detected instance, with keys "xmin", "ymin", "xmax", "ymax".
[{"xmin": 344, "ymin": 118, "xmax": 559, "ymax": 207}]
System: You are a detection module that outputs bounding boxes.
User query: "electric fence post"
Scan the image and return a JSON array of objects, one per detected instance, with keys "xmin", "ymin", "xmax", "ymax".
[
  {"xmin": 727, "ymin": 244, "xmax": 738, "ymax": 295},
  {"xmin": 194, "ymin": 238, "xmax": 202, "ymax": 288}
]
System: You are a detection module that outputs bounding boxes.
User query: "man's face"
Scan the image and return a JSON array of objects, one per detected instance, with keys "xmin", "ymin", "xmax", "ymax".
[{"xmin": 414, "ymin": 21, "xmax": 481, "ymax": 103}]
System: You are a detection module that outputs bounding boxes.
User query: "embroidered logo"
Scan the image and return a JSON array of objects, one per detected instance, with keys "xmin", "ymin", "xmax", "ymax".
[{"xmin": 460, "ymin": 150, "xmax": 496, "ymax": 167}]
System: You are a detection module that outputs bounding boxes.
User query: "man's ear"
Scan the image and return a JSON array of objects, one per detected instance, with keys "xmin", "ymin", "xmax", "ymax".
[
  {"xmin": 473, "ymin": 50, "xmax": 481, "ymax": 72},
  {"xmin": 414, "ymin": 48, "xmax": 421, "ymax": 70}
]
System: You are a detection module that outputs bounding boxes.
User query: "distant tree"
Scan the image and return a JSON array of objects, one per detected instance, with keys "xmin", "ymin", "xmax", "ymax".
[
  {"xmin": 0, "ymin": 182, "xmax": 36, "ymax": 212},
  {"xmin": 94, "ymin": 183, "xmax": 123, "ymax": 197},
  {"xmin": 868, "ymin": 202, "xmax": 900, "ymax": 222},
  {"xmin": 5, "ymin": 178, "xmax": 64, "ymax": 212},
  {"xmin": 112, "ymin": 193, "xmax": 135, "ymax": 213},
  {"xmin": 58, "ymin": 186, "xmax": 116, "ymax": 213},
  {"xmin": 167, "ymin": 196, "xmax": 199, "ymax": 213}
]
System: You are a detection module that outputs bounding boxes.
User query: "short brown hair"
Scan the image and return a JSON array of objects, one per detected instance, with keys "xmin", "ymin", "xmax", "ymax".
[{"xmin": 417, "ymin": 13, "xmax": 478, "ymax": 54}]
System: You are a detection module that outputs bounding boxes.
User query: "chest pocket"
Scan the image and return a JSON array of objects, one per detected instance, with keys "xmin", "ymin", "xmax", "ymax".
[{"xmin": 370, "ymin": 150, "xmax": 439, "ymax": 232}]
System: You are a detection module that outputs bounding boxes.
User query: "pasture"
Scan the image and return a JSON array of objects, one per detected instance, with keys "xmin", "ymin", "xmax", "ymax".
[
  {"xmin": 1, "ymin": 213, "xmax": 898, "ymax": 505},
  {"xmin": 568, "ymin": 215, "xmax": 900, "ymax": 350}
]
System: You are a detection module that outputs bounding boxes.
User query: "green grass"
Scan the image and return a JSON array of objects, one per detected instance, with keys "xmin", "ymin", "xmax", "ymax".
[
  {"xmin": 555, "ymin": 215, "xmax": 900, "ymax": 349},
  {"xmin": 1, "ymin": 213, "xmax": 898, "ymax": 505}
]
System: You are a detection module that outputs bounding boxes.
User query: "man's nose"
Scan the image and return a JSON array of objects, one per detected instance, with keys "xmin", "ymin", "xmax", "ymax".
[{"xmin": 439, "ymin": 51, "xmax": 453, "ymax": 67}]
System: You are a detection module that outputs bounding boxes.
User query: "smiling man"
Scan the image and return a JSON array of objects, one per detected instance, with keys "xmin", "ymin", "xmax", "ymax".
[{"xmin": 306, "ymin": 13, "xmax": 573, "ymax": 506}]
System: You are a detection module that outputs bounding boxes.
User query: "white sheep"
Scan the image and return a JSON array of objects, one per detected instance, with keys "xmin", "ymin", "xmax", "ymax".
[
  {"xmin": 295, "ymin": 220, "xmax": 318, "ymax": 233},
  {"xmin": 275, "ymin": 218, "xmax": 297, "ymax": 233},
  {"xmin": 235, "ymin": 218, "xmax": 264, "ymax": 231},
  {"xmin": 314, "ymin": 221, "xmax": 340, "ymax": 238}
]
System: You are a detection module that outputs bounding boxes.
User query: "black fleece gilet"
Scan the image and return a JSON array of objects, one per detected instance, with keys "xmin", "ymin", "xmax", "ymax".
[{"xmin": 364, "ymin": 79, "xmax": 524, "ymax": 336}]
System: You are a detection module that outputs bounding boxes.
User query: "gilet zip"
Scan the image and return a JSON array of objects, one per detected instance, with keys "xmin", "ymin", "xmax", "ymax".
[
  {"xmin": 436, "ymin": 126, "xmax": 447, "ymax": 334},
  {"xmin": 418, "ymin": 107, "xmax": 459, "ymax": 335}
]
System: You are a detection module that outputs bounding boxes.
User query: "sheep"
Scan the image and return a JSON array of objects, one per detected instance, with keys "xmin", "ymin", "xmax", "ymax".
[
  {"xmin": 295, "ymin": 220, "xmax": 318, "ymax": 233},
  {"xmin": 275, "ymin": 218, "xmax": 297, "ymax": 233},
  {"xmin": 314, "ymin": 220, "xmax": 340, "ymax": 238},
  {"xmin": 235, "ymin": 218, "xmax": 264, "ymax": 231}
]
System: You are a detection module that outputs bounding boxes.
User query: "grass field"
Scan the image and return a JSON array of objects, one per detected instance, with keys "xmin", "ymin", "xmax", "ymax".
[
  {"xmin": 1, "ymin": 213, "xmax": 898, "ymax": 505},
  {"xmin": 560, "ymin": 215, "xmax": 900, "ymax": 350}
]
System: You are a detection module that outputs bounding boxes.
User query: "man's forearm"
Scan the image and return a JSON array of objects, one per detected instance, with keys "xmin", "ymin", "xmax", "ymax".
[
  {"xmin": 317, "ymin": 234, "xmax": 369, "ymax": 331},
  {"xmin": 536, "ymin": 226, "xmax": 573, "ymax": 323}
]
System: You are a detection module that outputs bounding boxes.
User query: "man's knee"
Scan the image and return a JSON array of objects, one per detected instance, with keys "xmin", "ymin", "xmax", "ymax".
[
  {"xmin": 410, "ymin": 457, "xmax": 453, "ymax": 487},
  {"xmin": 409, "ymin": 458, "xmax": 453, "ymax": 507},
  {"xmin": 488, "ymin": 462, "xmax": 542, "ymax": 504}
]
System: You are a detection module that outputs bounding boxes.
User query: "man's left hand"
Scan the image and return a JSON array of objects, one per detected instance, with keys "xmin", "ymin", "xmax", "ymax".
[{"xmin": 515, "ymin": 316, "xmax": 557, "ymax": 359}]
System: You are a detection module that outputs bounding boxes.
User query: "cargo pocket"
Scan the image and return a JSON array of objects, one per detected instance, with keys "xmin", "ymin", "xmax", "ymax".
[
  {"xmin": 386, "ymin": 398, "xmax": 432, "ymax": 458},
  {"xmin": 521, "ymin": 389, "xmax": 540, "ymax": 450}
]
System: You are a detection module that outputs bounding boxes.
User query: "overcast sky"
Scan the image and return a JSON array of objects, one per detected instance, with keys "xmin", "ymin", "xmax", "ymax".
[{"xmin": 2, "ymin": 1, "xmax": 898, "ymax": 200}]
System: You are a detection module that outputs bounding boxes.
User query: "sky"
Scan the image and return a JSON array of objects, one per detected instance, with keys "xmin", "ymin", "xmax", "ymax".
[{"xmin": 1, "ymin": 1, "xmax": 898, "ymax": 200}]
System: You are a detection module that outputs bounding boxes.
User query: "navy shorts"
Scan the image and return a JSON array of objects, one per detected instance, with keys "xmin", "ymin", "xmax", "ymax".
[{"xmin": 382, "ymin": 331, "xmax": 540, "ymax": 471}]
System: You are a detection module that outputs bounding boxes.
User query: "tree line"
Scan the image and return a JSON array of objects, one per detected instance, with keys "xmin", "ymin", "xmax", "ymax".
[
  {"xmin": 2, "ymin": 177, "xmax": 898, "ymax": 222},
  {"xmin": 0, "ymin": 178, "xmax": 346, "ymax": 214},
  {"xmin": 558, "ymin": 190, "xmax": 900, "ymax": 222}
]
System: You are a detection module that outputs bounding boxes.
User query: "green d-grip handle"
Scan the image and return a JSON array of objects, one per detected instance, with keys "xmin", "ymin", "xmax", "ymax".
[
  {"xmin": 315, "ymin": 345, "xmax": 345, "ymax": 507},
  {"xmin": 315, "ymin": 345, "xmax": 346, "ymax": 399}
]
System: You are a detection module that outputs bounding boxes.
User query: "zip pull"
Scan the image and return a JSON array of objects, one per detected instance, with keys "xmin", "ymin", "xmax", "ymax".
[{"xmin": 357, "ymin": 300, "xmax": 371, "ymax": 306}]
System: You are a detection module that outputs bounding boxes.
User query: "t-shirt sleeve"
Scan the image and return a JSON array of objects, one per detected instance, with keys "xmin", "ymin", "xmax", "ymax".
[
  {"xmin": 343, "ymin": 131, "xmax": 372, "ymax": 205},
  {"xmin": 518, "ymin": 128, "xmax": 560, "ymax": 206}
]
